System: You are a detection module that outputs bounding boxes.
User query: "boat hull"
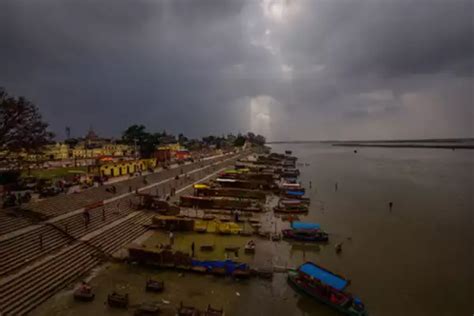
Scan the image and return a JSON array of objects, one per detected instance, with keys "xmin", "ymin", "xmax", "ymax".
[{"xmin": 287, "ymin": 272, "xmax": 367, "ymax": 316}]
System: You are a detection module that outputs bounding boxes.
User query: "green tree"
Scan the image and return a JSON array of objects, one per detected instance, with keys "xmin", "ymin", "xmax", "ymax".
[
  {"xmin": 0, "ymin": 88, "xmax": 54, "ymax": 169},
  {"xmin": 122, "ymin": 125, "xmax": 165, "ymax": 158},
  {"xmin": 234, "ymin": 134, "xmax": 246, "ymax": 147}
]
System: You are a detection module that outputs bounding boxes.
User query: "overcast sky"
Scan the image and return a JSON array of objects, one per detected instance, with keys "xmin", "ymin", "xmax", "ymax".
[{"xmin": 1, "ymin": 0, "xmax": 472, "ymax": 141}]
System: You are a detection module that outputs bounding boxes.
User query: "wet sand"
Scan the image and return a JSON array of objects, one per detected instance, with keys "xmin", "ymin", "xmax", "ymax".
[{"xmin": 33, "ymin": 144, "xmax": 473, "ymax": 316}]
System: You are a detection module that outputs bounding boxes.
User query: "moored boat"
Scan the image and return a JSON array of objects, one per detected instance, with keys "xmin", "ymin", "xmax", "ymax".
[
  {"xmin": 244, "ymin": 240, "xmax": 256, "ymax": 253},
  {"xmin": 73, "ymin": 282, "xmax": 95, "ymax": 302},
  {"xmin": 274, "ymin": 205, "xmax": 309, "ymax": 214},
  {"xmin": 204, "ymin": 304, "xmax": 225, "ymax": 316},
  {"xmin": 178, "ymin": 302, "xmax": 201, "ymax": 316},
  {"xmin": 288, "ymin": 262, "xmax": 367, "ymax": 316},
  {"xmin": 107, "ymin": 292, "xmax": 129, "ymax": 308},
  {"xmin": 282, "ymin": 229, "xmax": 328, "ymax": 242},
  {"xmin": 134, "ymin": 303, "xmax": 161, "ymax": 316},
  {"xmin": 145, "ymin": 279, "xmax": 164, "ymax": 292}
]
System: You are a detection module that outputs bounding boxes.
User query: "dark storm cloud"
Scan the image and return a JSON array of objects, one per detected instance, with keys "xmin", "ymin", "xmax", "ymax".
[{"xmin": 0, "ymin": 0, "xmax": 472, "ymax": 140}]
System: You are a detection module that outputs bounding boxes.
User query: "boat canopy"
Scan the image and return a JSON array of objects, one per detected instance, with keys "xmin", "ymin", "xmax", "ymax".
[
  {"xmin": 193, "ymin": 184, "xmax": 209, "ymax": 189},
  {"xmin": 223, "ymin": 169, "xmax": 240, "ymax": 174},
  {"xmin": 299, "ymin": 262, "xmax": 348, "ymax": 291},
  {"xmin": 282, "ymin": 183, "xmax": 301, "ymax": 188},
  {"xmin": 280, "ymin": 199, "xmax": 303, "ymax": 205},
  {"xmin": 216, "ymin": 178, "xmax": 237, "ymax": 183},
  {"xmin": 291, "ymin": 221, "xmax": 320, "ymax": 230},
  {"xmin": 285, "ymin": 190, "xmax": 305, "ymax": 196}
]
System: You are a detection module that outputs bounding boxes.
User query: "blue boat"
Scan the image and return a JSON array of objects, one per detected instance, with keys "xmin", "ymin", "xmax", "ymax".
[
  {"xmin": 291, "ymin": 221, "xmax": 320, "ymax": 230},
  {"xmin": 288, "ymin": 262, "xmax": 368, "ymax": 315}
]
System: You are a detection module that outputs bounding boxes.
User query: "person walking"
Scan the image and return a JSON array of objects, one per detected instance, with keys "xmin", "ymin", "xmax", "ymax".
[
  {"xmin": 389, "ymin": 201, "xmax": 393, "ymax": 211},
  {"xmin": 169, "ymin": 231, "xmax": 174, "ymax": 246},
  {"xmin": 335, "ymin": 182, "xmax": 338, "ymax": 192},
  {"xmin": 191, "ymin": 241, "xmax": 195, "ymax": 257},
  {"xmin": 83, "ymin": 209, "xmax": 90, "ymax": 228}
]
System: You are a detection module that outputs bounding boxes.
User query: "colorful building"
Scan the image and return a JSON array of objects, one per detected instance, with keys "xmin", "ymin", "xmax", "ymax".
[{"xmin": 90, "ymin": 158, "xmax": 157, "ymax": 177}]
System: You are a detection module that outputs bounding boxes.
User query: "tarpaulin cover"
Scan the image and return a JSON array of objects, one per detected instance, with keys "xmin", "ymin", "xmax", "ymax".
[
  {"xmin": 191, "ymin": 260, "xmax": 248, "ymax": 274},
  {"xmin": 291, "ymin": 221, "xmax": 320, "ymax": 230},
  {"xmin": 285, "ymin": 190, "xmax": 304, "ymax": 196},
  {"xmin": 299, "ymin": 262, "xmax": 348, "ymax": 291},
  {"xmin": 216, "ymin": 178, "xmax": 237, "ymax": 183}
]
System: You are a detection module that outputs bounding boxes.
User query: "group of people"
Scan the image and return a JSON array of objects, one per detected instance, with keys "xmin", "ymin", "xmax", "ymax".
[{"xmin": 2, "ymin": 191, "xmax": 32, "ymax": 207}]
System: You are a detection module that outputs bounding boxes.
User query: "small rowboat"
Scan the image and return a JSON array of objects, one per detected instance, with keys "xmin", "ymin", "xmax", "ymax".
[
  {"xmin": 73, "ymin": 285, "xmax": 95, "ymax": 302},
  {"xmin": 145, "ymin": 279, "xmax": 164, "ymax": 292},
  {"xmin": 204, "ymin": 304, "xmax": 225, "ymax": 316},
  {"xmin": 134, "ymin": 303, "xmax": 161, "ymax": 316},
  {"xmin": 244, "ymin": 240, "xmax": 256, "ymax": 254},
  {"xmin": 211, "ymin": 267, "xmax": 227, "ymax": 276},
  {"xmin": 191, "ymin": 266, "xmax": 208, "ymax": 273},
  {"xmin": 195, "ymin": 226, "xmax": 207, "ymax": 233},
  {"xmin": 178, "ymin": 302, "xmax": 200, "ymax": 316},
  {"xmin": 232, "ymin": 269, "xmax": 251, "ymax": 279},
  {"xmin": 107, "ymin": 292, "xmax": 129, "ymax": 308},
  {"xmin": 200, "ymin": 244, "xmax": 215, "ymax": 251},
  {"xmin": 224, "ymin": 246, "xmax": 240, "ymax": 252}
]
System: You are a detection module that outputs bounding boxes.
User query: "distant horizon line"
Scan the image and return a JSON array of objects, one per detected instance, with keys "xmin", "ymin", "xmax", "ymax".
[{"xmin": 267, "ymin": 137, "xmax": 474, "ymax": 144}]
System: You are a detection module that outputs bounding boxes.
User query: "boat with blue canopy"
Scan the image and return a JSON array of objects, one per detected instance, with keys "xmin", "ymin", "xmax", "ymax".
[
  {"xmin": 288, "ymin": 262, "xmax": 368, "ymax": 315},
  {"xmin": 291, "ymin": 221, "xmax": 321, "ymax": 230}
]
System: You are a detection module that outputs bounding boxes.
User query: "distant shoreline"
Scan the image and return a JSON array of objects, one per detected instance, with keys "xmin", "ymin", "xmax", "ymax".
[
  {"xmin": 267, "ymin": 138, "xmax": 474, "ymax": 144},
  {"xmin": 267, "ymin": 138, "xmax": 474, "ymax": 149},
  {"xmin": 332, "ymin": 143, "xmax": 474, "ymax": 149}
]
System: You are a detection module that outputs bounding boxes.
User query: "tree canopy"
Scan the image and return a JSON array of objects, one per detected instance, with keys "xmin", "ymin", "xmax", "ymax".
[{"xmin": 0, "ymin": 88, "xmax": 54, "ymax": 168}]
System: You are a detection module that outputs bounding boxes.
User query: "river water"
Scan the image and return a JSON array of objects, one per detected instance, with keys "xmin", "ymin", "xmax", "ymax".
[{"xmin": 33, "ymin": 143, "xmax": 473, "ymax": 316}]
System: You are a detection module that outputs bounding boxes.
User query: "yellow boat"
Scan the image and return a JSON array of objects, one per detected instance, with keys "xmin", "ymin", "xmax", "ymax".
[{"xmin": 193, "ymin": 219, "xmax": 242, "ymax": 235}]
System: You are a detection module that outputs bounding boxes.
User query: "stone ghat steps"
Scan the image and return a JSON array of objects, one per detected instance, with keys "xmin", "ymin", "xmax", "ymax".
[
  {"xmin": 0, "ymin": 211, "xmax": 36, "ymax": 235},
  {"xmin": 0, "ymin": 212, "xmax": 153, "ymax": 316},
  {"xmin": 0, "ymin": 202, "xmax": 136, "ymax": 277},
  {"xmin": 0, "ymin": 225, "xmax": 70, "ymax": 276},
  {"xmin": 52, "ymin": 202, "xmax": 137, "ymax": 240}
]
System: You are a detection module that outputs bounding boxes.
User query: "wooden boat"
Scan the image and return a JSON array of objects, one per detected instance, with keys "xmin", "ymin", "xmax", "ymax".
[
  {"xmin": 204, "ymin": 304, "xmax": 225, "ymax": 316},
  {"xmin": 134, "ymin": 303, "xmax": 161, "ymax": 316},
  {"xmin": 224, "ymin": 246, "xmax": 240, "ymax": 252},
  {"xmin": 280, "ymin": 198, "xmax": 310, "ymax": 206},
  {"xmin": 73, "ymin": 284, "xmax": 95, "ymax": 302},
  {"xmin": 191, "ymin": 266, "xmax": 208, "ymax": 273},
  {"xmin": 178, "ymin": 302, "xmax": 201, "ymax": 316},
  {"xmin": 107, "ymin": 292, "xmax": 129, "ymax": 308},
  {"xmin": 244, "ymin": 240, "xmax": 256, "ymax": 253},
  {"xmin": 282, "ymin": 229, "xmax": 328, "ymax": 242},
  {"xmin": 200, "ymin": 244, "xmax": 215, "ymax": 251},
  {"xmin": 211, "ymin": 267, "xmax": 227, "ymax": 276},
  {"xmin": 274, "ymin": 206, "xmax": 308, "ymax": 214},
  {"xmin": 232, "ymin": 269, "xmax": 251, "ymax": 279},
  {"xmin": 288, "ymin": 262, "xmax": 368, "ymax": 316},
  {"xmin": 195, "ymin": 226, "xmax": 207, "ymax": 233},
  {"xmin": 145, "ymin": 279, "xmax": 164, "ymax": 292}
]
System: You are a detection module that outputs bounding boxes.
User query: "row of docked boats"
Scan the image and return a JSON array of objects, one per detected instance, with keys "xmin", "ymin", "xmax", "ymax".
[
  {"xmin": 265, "ymin": 151, "xmax": 368, "ymax": 315},
  {"xmin": 73, "ymin": 279, "xmax": 165, "ymax": 315}
]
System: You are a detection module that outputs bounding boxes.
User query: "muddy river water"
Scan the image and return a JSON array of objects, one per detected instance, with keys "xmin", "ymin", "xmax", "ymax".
[{"xmin": 33, "ymin": 143, "xmax": 473, "ymax": 316}]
